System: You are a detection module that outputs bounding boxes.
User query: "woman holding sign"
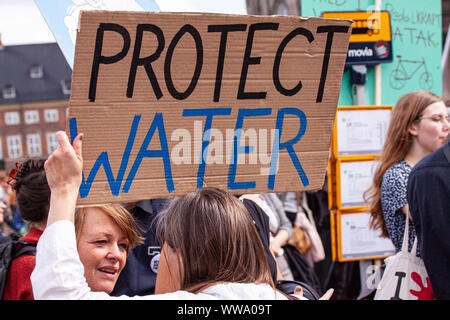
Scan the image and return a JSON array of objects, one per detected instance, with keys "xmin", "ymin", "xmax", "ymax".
[
  {"xmin": 30, "ymin": 131, "xmax": 334, "ymax": 300},
  {"xmin": 366, "ymin": 90, "xmax": 449, "ymax": 255}
]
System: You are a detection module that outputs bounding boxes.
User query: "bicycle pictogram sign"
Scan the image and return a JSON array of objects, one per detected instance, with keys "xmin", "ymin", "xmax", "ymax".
[{"xmin": 389, "ymin": 55, "xmax": 433, "ymax": 90}]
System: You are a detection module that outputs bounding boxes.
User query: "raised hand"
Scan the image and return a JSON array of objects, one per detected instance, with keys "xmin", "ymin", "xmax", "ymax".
[
  {"xmin": 44, "ymin": 131, "xmax": 83, "ymax": 194},
  {"xmin": 44, "ymin": 131, "xmax": 83, "ymax": 226}
]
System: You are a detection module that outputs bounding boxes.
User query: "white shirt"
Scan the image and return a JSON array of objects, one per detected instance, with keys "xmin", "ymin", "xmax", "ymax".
[{"xmin": 31, "ymin": 220, "xmax": 290, "ymax": 300}]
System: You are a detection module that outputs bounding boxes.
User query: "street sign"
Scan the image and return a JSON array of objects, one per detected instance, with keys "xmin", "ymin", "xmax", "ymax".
[{"xmin": 322, "ymin": 11, "xmax": 392, "ymax": 67}]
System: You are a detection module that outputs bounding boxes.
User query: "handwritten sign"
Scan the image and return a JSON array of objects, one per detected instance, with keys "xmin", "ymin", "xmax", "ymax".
[
  {"xmin": 302, "ymin": 0, "xmax": 442, "ymax": 106},
  {"xmin": 69, "ymin": 11, "xmax": 352, "ymax": 205}
]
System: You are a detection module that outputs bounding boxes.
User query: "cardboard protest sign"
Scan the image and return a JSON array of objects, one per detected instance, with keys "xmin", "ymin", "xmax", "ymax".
[{"xmin": 68, "ymin": 11, "xmax": 352, "ymax": 205}]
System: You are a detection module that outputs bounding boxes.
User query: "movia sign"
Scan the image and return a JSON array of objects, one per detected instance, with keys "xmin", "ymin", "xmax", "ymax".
[{"xmin": 322, "ymin": 11, "xmax": 392, "ymax": 67}]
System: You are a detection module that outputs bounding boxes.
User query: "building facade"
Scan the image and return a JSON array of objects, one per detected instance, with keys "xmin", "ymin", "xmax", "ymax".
[{"xmin": 0, "ymin": 42, "xmax": 71, "ymax": 171}]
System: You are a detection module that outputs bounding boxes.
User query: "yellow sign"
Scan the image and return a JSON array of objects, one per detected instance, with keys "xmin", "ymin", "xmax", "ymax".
[{"xmin": 322, "ymin": 11, "xmax": 391, "ymax": 43}]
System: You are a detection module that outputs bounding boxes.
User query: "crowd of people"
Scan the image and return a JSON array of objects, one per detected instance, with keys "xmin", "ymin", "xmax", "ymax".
[{"xmin": 1, "ymin": 90, "xmax": 449, "ymax": 300}]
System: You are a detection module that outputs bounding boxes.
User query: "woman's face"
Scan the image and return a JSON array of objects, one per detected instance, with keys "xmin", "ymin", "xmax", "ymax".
[
  {"xmin": 76, "ymin": 207, "xmax": 128, "ymax": 293},
  {"xmin": 410, "ymin": 101, "xmax": 449, "ymax": 154}
]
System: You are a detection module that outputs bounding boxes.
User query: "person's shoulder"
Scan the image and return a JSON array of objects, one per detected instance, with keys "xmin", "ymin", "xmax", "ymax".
[
  {"xmin": 383, "ymin": 160, "xmax": 410, "ymax": 181},
  {"xmin": 412, "ymin": 142, "xmax": 450, "ymax": 174}
]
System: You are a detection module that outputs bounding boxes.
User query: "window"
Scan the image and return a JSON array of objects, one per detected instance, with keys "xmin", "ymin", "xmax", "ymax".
[
  {"xmin": 27, "ymin": 134, "xmax": 42, "ymax": 157},
  {"xmin": 4, "ymin": 111, "xmax": 20, "ymax": 125},
  {"xmin": 25, "ymin": 110, "xmax": 40, "ymax": 124},
  {"xmin": 46, "ymin": 132, "xmax": 58, "ymax": 154},
  {"xmin": 29, "ymin": 65, "xmax": 44, "ymax": 79},
  {"xmin": 7, "ymin": 135, "xmax": 22, "ymax": 159},
  {"xmin": 61, "ymin": 80, "xmax": 71, "ymax": 95},
  {"xmin": 44, "ymin": 109, "xmax": 59, "ymax": 123},
  {"xmin": 2, "ymin": 85, "xmax": 16, "ymax": 99}
]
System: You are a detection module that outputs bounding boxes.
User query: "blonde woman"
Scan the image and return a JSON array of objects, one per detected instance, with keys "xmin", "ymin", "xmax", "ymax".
[
  {"xmin": 365, "ymin": 90, "xmax": 449, "ymax": 254},
  {"xmin": 74, "ymin": 205, "xmax": 143, "ymax": 293}
]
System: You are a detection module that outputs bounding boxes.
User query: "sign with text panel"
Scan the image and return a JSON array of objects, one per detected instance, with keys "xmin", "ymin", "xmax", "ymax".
[
  {"xmin": 68, "ymin": 11, "xmax": 352, "ymax": 205},
  {"xmin": 302, "ymin": 0, "xmax": 442, "ymax": 107},
  {"xmin": 322, "ymin": 11, "xmax": 393, "ymax": 66}
]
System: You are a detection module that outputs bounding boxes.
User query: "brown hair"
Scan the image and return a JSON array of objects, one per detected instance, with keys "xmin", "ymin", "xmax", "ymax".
[
  {"xmin": 13, "ymin": 158, "xmax": 50, "ymax": 224},
  {"xmin": 74, "ymin": 204, "xmax": 144, "ymax": 252},
  {"xmin": 364, "ymin": 90, "xmax": 442, "ymax": 237},
  {"xmin": 155, "ymin": 187, "xmax": 275, "ymax": 293}
]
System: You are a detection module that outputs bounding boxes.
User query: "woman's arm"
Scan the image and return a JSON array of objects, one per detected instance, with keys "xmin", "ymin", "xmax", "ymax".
[
  {"xmin": 44, "ymin": 131, "xmax": 83, "ymax": 226},
  {"xmin": 270, "ymin": 229, "xmax": 290, "ymax": 256},
  {"xmin": 31, "ymin": 131, "xmax": 108, "ymax": 299}
]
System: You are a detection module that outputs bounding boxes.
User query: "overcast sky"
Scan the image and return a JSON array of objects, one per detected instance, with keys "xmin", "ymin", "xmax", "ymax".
[{"xmin": 0, "ymin": 0, "xmax": 247, "ymax": 45}]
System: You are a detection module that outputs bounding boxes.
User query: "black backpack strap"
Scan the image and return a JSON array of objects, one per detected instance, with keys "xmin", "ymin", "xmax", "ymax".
[{"xmin": 12, "ymin": 241, "xmax": 36, "ymax": 260}]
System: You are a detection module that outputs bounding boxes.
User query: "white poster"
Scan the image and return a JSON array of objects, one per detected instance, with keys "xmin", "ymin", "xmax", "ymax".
[
  {"xmin": 336, "ymin": 109, "xmax": 391, "ymax": 156},
  {"xmin": 339, "ymin": 160, "xmax": 378, "ymax": 208},
  {"xmin": 340, "ymin": 212, "xmax": 395, "ymax": 260}
]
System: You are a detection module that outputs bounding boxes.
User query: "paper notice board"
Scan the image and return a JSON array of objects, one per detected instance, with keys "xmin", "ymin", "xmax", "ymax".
[
  {"xmin": 337, "ymin": 211, "xmax": 395, "ymax": 261},
  {"xmin": 333, "ymin": 106, "xmax": 392, "ymax": 158},
  {"xmin": 336, "ymin": 157, "xmax": 378, "ymax": 210}
]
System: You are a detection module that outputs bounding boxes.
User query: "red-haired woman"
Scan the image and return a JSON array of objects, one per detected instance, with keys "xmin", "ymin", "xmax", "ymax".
[{"xmin": 365, "ymin": 90, "xmax": 449, "ymax": 254}]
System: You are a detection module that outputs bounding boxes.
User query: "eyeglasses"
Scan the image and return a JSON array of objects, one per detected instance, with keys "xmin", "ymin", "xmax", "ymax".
[
  {"xmin": 7, "ymin": 162, "xmax": 21, "ymax": 186},
  {"xmin": 418, "ymin": 115, "xmax": 450, "ymax": 124}
]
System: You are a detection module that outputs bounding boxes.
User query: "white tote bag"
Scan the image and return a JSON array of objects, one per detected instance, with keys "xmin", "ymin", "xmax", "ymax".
[{"xmin": 374, "ymin": 217, "xmax": 435, "ymax": 300}]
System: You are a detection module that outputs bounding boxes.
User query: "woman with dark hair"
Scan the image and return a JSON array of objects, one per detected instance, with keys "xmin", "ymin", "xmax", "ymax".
[
  {"xmin": 3, "ymin": 159, "xmax": 49, "ymax": 300},
  {"xmin": 365, "ymin": 90, "xmax": 449, "ymax": 254},
  {"xmin": 30, "ymin": 131, "xmax": 334, "ymax": 300}
]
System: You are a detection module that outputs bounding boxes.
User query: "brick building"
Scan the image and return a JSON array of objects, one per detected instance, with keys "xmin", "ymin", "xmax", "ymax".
[{"xmin": 0, "ymin": 41, "xmax": 71, "ymax": 171}]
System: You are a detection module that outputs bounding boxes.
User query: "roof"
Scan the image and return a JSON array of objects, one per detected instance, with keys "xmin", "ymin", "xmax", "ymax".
[{"xmin": 0, "ymin": 42, "xmax": 72, "ymax": 105}]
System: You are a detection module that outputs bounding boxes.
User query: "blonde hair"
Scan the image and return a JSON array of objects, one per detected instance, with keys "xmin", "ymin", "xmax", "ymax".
[
  {"xmin": 364, "ymin": 90, "xmax": 442, "ymax": 237},
  {"xmin": 75, "ymin": 204, "xmax": 144, "ymax": 252},
  {"xmin": 155, "ymin": 187, "xmax": 275, "ymax": 293}
]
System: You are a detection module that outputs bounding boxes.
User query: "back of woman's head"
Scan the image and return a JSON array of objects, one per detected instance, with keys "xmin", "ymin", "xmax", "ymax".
[
  {"xmin": 13, "ymin": 158, "xmax": 50, "ymax": 223},
  {"xmin": 155, "ymin": 187, "xmax": 274, "ymax": 292},
  {"xmin": 365, "ymin": 90, "xmax": 442, "ymax": 236}
]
